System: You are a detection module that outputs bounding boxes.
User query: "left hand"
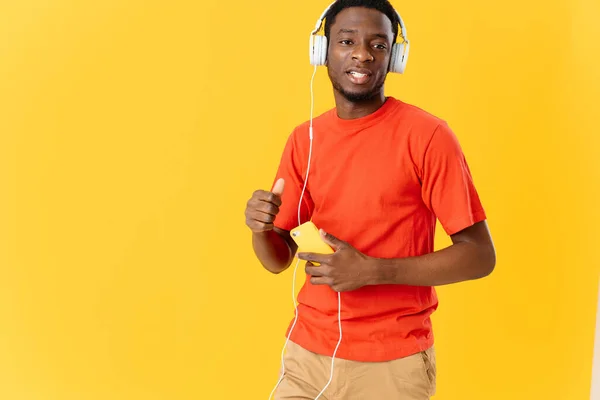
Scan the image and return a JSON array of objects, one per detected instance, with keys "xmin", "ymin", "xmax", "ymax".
[{"xmin": 297, "ymin": 229, "xmax": 376, "ymax": 292}]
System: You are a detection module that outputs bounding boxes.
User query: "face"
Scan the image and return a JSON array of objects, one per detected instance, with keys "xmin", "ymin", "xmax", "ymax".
[{"xmin": 326, "ymin": 7, "xmax": 394, "ymax": 103}]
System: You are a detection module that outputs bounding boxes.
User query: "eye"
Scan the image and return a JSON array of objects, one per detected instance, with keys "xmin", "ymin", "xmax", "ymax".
[
  {"xmin": 339, "ymin": 40, "xmax": 353, "ymax": 45},
  {"xmin": 374, "ymin": 44, "xmax": 387, "ymax": 50}
]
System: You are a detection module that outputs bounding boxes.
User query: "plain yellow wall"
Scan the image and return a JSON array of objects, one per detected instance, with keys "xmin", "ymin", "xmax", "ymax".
[{"xmin": 0, "ymin": 0, "xmax": 598, "ymax": 399}]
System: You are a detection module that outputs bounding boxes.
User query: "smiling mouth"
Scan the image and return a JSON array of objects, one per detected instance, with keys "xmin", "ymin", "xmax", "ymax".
[{"xmin": 346, "ymin": 71, "xmax": 371, "ymax": 85}]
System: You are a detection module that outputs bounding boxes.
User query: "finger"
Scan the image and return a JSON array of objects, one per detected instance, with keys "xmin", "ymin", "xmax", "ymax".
[
  {"xmin": 252, "ymin": 190, "xmax": 282, "ymax": 207},
  {"xmin": 245, "ymin": 210, "xmax": 276, "ymax": 232},
  {"xmin": 319, "ymin": 229, "xmax": 347, "ymax": 251},
  {"xmin": 272, "ymin": 178, "xmax": 285, "ymax": 196},
  {"xmin": 249, "ymin": 210, "xmax": 276, "ymax": 224},
  {"xmin": 305, "ymin": 263, "xmax": 326, "ymax": 277},
  {"xmin": 254, "ymin": 201, "xmax": 279, "ymax": 216},
  {"xmin": 261, "ymin": 192, "xmax": 282, "ymax": 207},
  {"xmin": 310, "ymin": 276, "xmax": 332, "ymax": 287},
  {"xmin": 297, "ymin": 252, "xmax": 330, "ymax": 264}
]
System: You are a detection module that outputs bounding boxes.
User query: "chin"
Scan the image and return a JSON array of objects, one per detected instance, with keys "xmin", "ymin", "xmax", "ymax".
[{"xmin": 340, "ymin": 88, "xmax": 379, "ymax": 102}]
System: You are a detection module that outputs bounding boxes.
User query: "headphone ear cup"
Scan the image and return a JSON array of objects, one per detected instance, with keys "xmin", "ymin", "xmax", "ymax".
[
  {"xmin": 389, "ymin": 43, "xmax": 399, "ymax": 73},
  {"xmin": 400, "ymin": 41, "xmax": 409, "ymax": 73},
  {"xmin": 310, "ymin": 35, "xmax": 328, "ymax": 66},
  {"xmin": 319, "ymin": 35, "xmax": 328, "ymax": 65},
  {"xmin": 310, "ymin": 35, "xmax": 318, "ymax": 65},
  {"xmin": 389, "ymin": 42, "xmax": 409, "ymax": 74},
  {"xmin": 316, "ymin": 35, "xmax": 327, "ymax": 65}
]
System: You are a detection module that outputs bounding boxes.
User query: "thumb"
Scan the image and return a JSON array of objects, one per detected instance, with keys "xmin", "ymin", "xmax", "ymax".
[
  {"xmin": 319, "ymin": 229, "xmax": 346, "ymax": 251},
  {"xmin": 272, "ymin": 178, "xmax": 285, "ymax": 196}
]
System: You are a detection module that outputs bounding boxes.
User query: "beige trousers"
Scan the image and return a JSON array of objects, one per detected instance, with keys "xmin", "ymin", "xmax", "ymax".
[{"xmin": 274, "ymin": 341, "xmax": 436, "ymax": 400}]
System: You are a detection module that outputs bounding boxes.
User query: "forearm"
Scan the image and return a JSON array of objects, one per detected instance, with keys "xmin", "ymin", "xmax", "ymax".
[
  {"xmin": 252, "ymin": 230, "xmax": 294, "ymax": 274},
  {"xmin": 370, "ymin": 241, "xmax": 496, "ymax": 287}
]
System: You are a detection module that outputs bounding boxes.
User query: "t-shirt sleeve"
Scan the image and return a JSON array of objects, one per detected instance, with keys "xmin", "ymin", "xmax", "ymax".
[
  {"xmin": 420, "ymin": 122, "xmax": 487, "ymax": 236},
  {"xmin": 271, "ymin": 130, "xmax": 314, "ymax": 232}
]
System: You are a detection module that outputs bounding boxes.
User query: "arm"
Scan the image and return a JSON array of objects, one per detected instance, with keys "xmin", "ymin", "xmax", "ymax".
[
  {"xmin": 245, "ymin": 178, "xmax": 300, "ymax": 274},
  {"xmin": 370, "ymin": 220, "xmax": 495, "ymax": 286},
  {"xmin": 300, "ymin": 223, "xmax": 494, "ymax": 292},
  {"xmin": 249, "ymin": 129, "xmax": 312, "ymax": 274},
  {"xmin": 252, "ymin": 227, "xmax": 298, "ymax": 274},
  {"xmin": 375, "ymin": 121, "xmax": 495, "ymax": 286}
]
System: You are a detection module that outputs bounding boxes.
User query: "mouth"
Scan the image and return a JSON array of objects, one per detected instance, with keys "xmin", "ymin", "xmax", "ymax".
[{"xmin": 346, "ymin": 68, "xmax": 372, "ymax": 85}]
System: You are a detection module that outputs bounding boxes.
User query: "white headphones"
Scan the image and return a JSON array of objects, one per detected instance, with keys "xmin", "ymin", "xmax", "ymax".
[{"xmin": 309, "ymin": 0, "xmax": 410, "ymax": 74}]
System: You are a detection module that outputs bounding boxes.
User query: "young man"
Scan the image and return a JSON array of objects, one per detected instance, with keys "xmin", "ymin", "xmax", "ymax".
[{"xmin": 244, "ymin": 0, "xmax": 496, "ymax": 398}]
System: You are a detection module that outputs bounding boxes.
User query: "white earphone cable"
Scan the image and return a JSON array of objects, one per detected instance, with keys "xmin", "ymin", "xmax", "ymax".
[{"xmin": 269, "ymin": 65, "xmax": 343, "ymax": 400}]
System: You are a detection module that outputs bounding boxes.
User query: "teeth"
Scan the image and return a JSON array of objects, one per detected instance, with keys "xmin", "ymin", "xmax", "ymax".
[{"xmin": 350, "ymin": 72, "xmax": 367, "ymax": 77}]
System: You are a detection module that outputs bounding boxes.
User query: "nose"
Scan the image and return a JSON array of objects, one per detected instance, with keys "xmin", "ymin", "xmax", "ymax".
[{"xmin": 352, "ymin": 42, "xmax": 374, "ymax": 63}]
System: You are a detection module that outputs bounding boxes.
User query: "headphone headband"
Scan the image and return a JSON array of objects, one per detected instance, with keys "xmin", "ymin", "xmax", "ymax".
[{"xmin": 311, "ymin": 0, "xmax": 408, "ymax": 44}]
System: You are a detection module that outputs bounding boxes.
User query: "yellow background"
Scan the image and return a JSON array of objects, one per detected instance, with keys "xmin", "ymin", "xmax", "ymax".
[{"xmin": 0, "ymin": 0, "xmax": 598, "ymax": 399}]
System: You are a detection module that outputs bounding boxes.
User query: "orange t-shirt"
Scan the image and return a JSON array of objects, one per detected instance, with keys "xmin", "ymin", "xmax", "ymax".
[{"xmin": 272, "ymin": 96, "xmax": 486, "ymax": 362}]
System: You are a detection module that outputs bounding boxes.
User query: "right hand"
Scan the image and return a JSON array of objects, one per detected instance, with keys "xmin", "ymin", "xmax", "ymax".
[{"xmin": 245, "ymin": 178, "xmax": 285, "ymax": 233}]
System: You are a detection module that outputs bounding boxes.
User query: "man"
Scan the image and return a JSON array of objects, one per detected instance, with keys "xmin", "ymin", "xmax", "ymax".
[{"xmin": 244, "ymin": 0, "xmax": 496, "ymax": 398}]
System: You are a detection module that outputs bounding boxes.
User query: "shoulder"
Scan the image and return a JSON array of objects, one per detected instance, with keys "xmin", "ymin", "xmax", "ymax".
[
  {"xmin": 385, "ymin": 98, "xmax": 453, "ymax": 150},
  {"xmin": 390, "ymin": 97, "xmax": 447, "ymax": 132},
  {"xmin": 387, "ymin": 98, "xmax": 465, "ymax": 166}
]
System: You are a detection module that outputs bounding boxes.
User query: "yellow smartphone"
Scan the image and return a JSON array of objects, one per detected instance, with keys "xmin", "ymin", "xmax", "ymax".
[{"xmin": 290, "ymin": 221, "xmax": 334, "ymax": 265}]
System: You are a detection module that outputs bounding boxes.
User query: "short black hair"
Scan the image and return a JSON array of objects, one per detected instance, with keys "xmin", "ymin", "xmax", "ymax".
[{"xmin": 323, "ymin": 0, "xmax": 400, "ymax": 44}]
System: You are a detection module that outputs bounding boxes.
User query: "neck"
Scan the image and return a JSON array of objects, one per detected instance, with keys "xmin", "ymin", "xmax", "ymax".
[{"xmin": 333, "ymin": 91, "xmax": 387, "ymax": 119}]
